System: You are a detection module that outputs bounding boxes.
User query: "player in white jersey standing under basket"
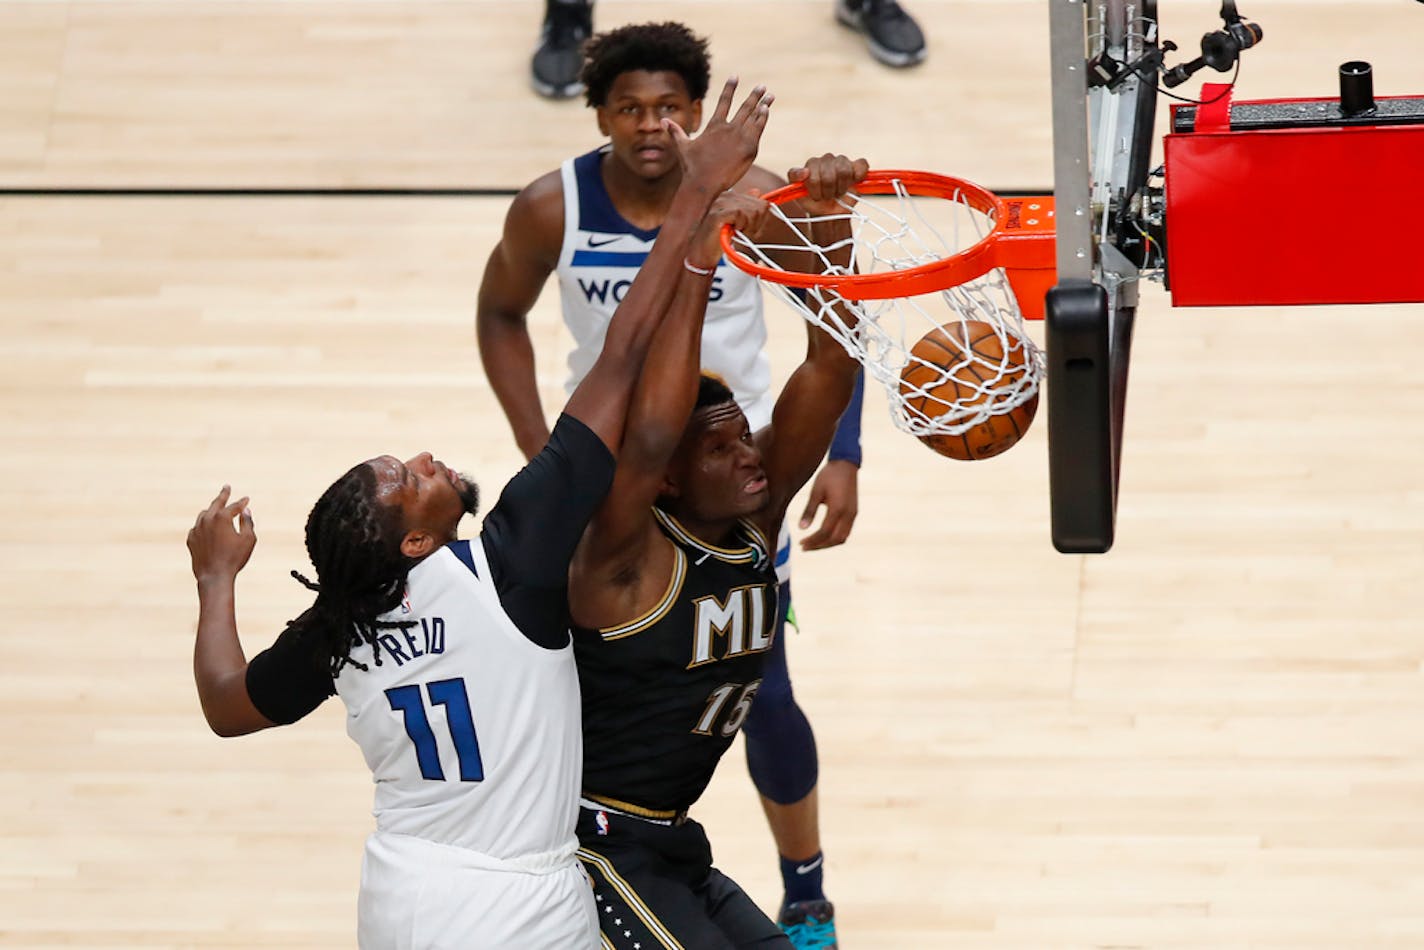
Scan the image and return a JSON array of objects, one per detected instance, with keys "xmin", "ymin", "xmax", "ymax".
[
  {"xmin": 184, "ymin": 76, "xmax": 773, "ymax": 950},
  {"xmin": 477, "ymin": 22, "xmax": 860, "ymax": 948}
]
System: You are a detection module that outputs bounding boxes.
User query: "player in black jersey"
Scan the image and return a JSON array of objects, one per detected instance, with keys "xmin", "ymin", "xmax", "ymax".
[
  {"xmin": 481, "ymin": 26, "xmax": 861, "ymax": 945},
  {"xmin": 185, "ymin": 79, "xmax": 774, "ymax": 950},
  {"xmin": 568, "ymin": 153, "xmax": 868, "ymax": 948}
]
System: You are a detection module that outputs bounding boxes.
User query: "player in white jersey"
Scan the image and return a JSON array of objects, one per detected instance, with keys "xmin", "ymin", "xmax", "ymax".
[
  {"xmin": 552, "ymin": 143, "xmax": 775, "ymax": 433},
  {"xmin": 185, "ymin": 78, "xmax": 773, "ymax": 950},
  {"xmin": 477, "ymin": 23, "xmax": 861, "ymax": 947}
]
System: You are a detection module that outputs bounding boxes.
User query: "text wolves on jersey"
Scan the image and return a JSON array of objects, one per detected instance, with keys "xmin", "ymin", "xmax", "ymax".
[{"xmin": 577, "ymin": 274, "xmax": 726, "ymax": 306}]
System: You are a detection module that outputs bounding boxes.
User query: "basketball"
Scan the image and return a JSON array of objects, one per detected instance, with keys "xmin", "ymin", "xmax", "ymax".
[{"xmin": 897, "ymin": 320, "xmax": 1040, "ymax": 461}]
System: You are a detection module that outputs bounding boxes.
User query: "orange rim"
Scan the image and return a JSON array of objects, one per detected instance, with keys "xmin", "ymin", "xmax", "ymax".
[{"xmin": 719, "ymin": 170, "xmax": 1056, "ymax": 302}]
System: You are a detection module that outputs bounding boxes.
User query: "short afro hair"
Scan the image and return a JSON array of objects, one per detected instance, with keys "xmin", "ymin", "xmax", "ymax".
[
  {"xmin": 581, "ymin": 22, "xmax": 711, "ymax": 109},
  {"xmin": 694, "ymin": 372, "xmax": 736, "ymax": 412}
]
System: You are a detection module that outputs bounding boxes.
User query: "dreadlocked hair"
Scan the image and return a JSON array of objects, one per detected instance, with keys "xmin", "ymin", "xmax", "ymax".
[
  {"xmin": 284, "ymin": 461, "xmax": 415, "ymax": 677},
  {"xmin": 581, "ymin": 22, "xmax": 711, "ymax": 109}
]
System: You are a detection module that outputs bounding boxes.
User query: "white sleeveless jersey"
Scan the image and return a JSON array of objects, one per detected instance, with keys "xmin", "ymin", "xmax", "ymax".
[
  {"xmin": 555, "ymin": 147, "xmax": 775, "ymax": 431},
  {"xmin": 335, "ymin": 541, "xmax": 583, "ymax": 863}
]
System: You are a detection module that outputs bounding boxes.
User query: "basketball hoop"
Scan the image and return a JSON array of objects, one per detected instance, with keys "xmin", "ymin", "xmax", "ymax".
[{"xmin": 719, "ymin": 170, "xmax": 1057, "ymax": 443}]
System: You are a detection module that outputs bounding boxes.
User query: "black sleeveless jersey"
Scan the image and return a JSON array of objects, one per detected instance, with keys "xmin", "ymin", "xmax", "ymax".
[{"xmin": 573, "ymin": 508, "xmax": 780, "ymax": 817}]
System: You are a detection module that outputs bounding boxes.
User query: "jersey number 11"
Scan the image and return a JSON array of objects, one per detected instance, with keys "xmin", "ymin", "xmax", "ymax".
[{"xmin": 386, "ymin": 678, "xmax": 485, "ymax": 782}]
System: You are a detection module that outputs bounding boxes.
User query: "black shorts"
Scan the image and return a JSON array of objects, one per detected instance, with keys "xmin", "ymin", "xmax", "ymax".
[{"xmin": 575, "ymin": 806, "xmax": 792, "ymax": 950}]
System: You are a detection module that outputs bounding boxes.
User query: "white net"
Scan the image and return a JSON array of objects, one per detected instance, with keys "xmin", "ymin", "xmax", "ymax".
[{"xmin": 725, "ymin": 176, "xmax": 1047, "ymax": 439}]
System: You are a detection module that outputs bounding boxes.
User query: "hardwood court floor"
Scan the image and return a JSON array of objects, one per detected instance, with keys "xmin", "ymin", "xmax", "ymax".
[{"xmin": 2, "ymin": 2, "xmax": 1423, "ymax": 948}]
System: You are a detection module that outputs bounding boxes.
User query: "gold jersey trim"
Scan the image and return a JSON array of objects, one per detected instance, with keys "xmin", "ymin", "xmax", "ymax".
[
  {"xmin": 598, "ymin": 545, "xmax": 687, "ymax": 641},
  {"xmin": 578, "ymin": 847, "xmax": 686, "ymax": 949},
  {"xmin": 737, "ymin": 518, "xmax": 772, "ymax": 562},
  {"xmin": 582, "ymin": 792, "xmax": 681, "ymax": 821},
  {"xmin": 652, "ymin": 508, "xmax": 768, "ymax": 566}
]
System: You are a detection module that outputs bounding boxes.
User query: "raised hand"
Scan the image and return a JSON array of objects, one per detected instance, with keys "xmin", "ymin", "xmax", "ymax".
[
  {"xmin": 787, "ymin": 154, "xmax": 871, "ymax": 216},
  {"xmin": 688, "ymin": 189, "xmax": 771, "ymax": 272},
  {"xmin": 798, "ymin": 459, "xmax": 859, "ymax": 550},
  {"xmin": 667, "ymin": 77, "xmax": 773, "ymax": 195},
  {"xmin": 187, "ymin": 485, "xmax": 257, "ymax": 584}
]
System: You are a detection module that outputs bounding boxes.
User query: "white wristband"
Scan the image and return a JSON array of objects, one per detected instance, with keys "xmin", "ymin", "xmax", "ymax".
[{"xmin": 683, "ymin": 258, "xmax": 714, "ymax": 276}]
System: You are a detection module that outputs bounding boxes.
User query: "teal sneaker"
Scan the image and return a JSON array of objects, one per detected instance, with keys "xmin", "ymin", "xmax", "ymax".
[{"xmin": 778, "ymin": 899, "xmax": 838, "ymax": 949}]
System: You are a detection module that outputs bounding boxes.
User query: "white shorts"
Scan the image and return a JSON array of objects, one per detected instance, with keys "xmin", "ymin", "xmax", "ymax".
[{"xmin": 357, "ymin": 832, "xmax": 599, "ymax": 950}]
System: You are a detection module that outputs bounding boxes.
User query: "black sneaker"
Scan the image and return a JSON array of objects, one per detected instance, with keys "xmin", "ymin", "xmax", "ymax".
[
  {"xmin": 835, "ymin": 0, "xmax": 927, "ymax": 68},
  {"xmin": 531, "ymin": 0, "xmax": 593, "ymax": 100},
  {"xmin": 778, "ymin": 899, "xmax": 839, "ymax": 949}
]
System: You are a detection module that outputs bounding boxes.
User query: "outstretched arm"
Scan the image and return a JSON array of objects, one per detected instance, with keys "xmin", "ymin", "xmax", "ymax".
[
  {"xmin": 798, "ymin": 370, "xmax": 864, "ymax": 550},
  {"xmin": 188, "ymin": 486, "xmax": 277, "ymax": 737},
  {"xmin": 561, "ymin": 78, "xmax": 773, "ymax": 456},
  {"xmin": 737, "ymin": 161, "xmax": 867, "ymax": 551},
  {"xmin": 476, "ymin": 174, "xmax": 564, "ymax": 461},
  {"xmin": 569, "ymin": 192, "xmax": 772, "ymax": 626},
  {"xmin": 755, "ymin": 155, "xmax": 871, "ymax": 539}
]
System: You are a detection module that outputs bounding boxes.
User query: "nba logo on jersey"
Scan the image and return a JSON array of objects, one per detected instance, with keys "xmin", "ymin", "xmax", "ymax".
[
  {"xmin": 399, "ymin": 594, "xmax": 412, "ymax": 615},
  {"xmin": 595, "ymin": 811, "xmax": 610, "ymax": 836}
]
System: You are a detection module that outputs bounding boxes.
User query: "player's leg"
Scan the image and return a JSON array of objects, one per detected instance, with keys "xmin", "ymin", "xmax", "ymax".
[
  {"xmin": 758, "ymin": 787, "xmax": 821, "ymax": 871},
  {"xmin": 359, "ymin": 832, "xmax": 598, "ymax": 949},
  {"xmin": 530, "ymin": 0, "xmax": 592, "ymax": 99},
  {"xmin": 741, "ymin": 579, "xmax": 838, "ymax": 947},
  {"xmin": 743, "ymin": 586, "xmax": 822, "ymax": 865},
  {"xmin": 833, "ymin": 0, "xmax": 928, "ymax": 69},
  {"xmin": 578, "ymin": 809, "xmax": 781, "ymax": 950},
  {"xmin": 701, "ymin": 866, "xmax": 797, "ymax": 948}
]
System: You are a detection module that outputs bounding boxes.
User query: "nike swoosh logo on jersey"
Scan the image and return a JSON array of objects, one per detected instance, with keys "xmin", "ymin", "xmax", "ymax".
[
  {"xmin": 795, "ymin": 856, "xmax": 824, "ymax": 875},
  {"xmin": 586, "ymin": 235, "xmax": 623, "ymax": 248}
]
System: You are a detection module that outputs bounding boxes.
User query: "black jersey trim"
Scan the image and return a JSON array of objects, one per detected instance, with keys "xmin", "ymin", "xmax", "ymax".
[
  {"xmin": 737, "ymin": 518, "xmax": 773, "ymax": 566},
  {"xmin": 598, "ymin": 546, "xmax": 686, "ymax": 641},
  {"xmin": 577, "ymin": 848, "xmax": 686, "ymax": 950},
  {"xmin": 651, "ymin": 508, "xmax": 761, "ymax": 564}
]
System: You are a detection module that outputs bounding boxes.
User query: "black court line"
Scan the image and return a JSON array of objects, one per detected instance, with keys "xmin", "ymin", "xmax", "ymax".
[{"xmin": 0, "ymin": 185, "xmax": 1055, "ymax": 198}]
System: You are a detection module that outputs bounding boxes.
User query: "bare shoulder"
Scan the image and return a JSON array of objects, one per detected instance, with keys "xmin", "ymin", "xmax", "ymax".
[
  {"xmin": 509, "ymin": 169, "xmax": 565, "ymax": 229},
  {"xmin": 570, "ymin": 517, "xmax": 677, "ymax": 630},
  {"xmin": 501, "ymin": 169, "xmax": 565, "ymax": 262}
]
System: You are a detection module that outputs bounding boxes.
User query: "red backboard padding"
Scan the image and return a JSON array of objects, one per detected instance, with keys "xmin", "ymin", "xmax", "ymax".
[{"xmin": 1164, "ymin": 90, "xmax": 1424, "ymax": 307}]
